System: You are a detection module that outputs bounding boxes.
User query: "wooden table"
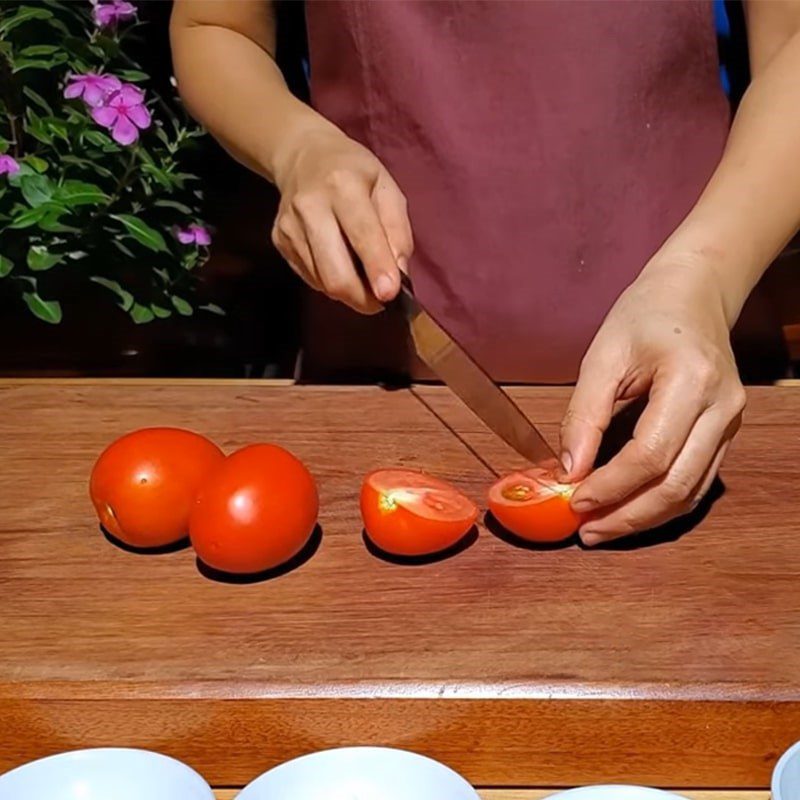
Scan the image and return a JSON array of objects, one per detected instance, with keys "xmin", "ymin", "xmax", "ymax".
[{"xmin": 1, "ymin": 380, "xmax": 798, "ymax": 795}]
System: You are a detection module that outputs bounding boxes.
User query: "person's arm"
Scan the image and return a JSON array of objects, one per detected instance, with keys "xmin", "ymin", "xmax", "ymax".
[
  {"xmin": 169, "ymin": 0, "xmax": 411, "ymax": 312},
  {"xmin": 560, "ymin": 1, "xmax": 800, "ymax": 544}
]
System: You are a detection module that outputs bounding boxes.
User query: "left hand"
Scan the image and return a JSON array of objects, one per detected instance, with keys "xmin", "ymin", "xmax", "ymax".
[{"xmin": 559, "ymin": 257, "xmax": 747, "ymax": 546}]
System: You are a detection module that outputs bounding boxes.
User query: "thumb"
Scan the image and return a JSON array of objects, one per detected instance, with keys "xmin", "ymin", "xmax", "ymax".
[{"xmin": 560, "ymin": 354, "xmax": 621, "ymax": 481}]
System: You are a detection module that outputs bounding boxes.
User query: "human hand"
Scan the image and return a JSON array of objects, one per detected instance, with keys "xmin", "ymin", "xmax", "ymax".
[
  {"xmin": 559, "ymin": 259, "xmax": 747, "ymax": 545},
  {"xmin": 271, "ymin": 127, "xmax": 413, "ymax": 313}
]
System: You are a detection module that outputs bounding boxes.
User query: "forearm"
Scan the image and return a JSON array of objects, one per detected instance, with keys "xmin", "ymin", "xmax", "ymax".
[
  {"xmin": 646, "ymin": 29, "xmax": 800, "ymax": 327},
  {"xmin": 169, "ymin": 1, "xmax": 335, "ymax": 184}
]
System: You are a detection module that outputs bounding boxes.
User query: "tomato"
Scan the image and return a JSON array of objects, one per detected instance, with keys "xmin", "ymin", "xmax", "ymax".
[
  {"xmin": 360, "ymin": 469, "xmax": 479, "ymax": 557},
  {"xmin": 189, "ymin": 444, "xmax": 319, "ymax": 574},
  {"xmin": 488, "ymin": 467, "xmax": 582, "ymax": 543},
  {"xmin": 90, "ymin": 427, "xmax": 225, "ymax": 549}
]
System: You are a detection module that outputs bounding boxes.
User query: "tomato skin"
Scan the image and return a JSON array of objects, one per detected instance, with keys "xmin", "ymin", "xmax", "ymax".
[
  {"xmin": 189, "ymin": 444, "xmax": 319, "ymax": 574},
  {"xmin": 488, "ymin": 469, "xmax": 582, "ymax": 543},
  {"xmin": 90, "ymin": 427, "xmax": 225, "ymax": 549},
  {"xmin": 360, "ymin": 469, "xmax": 479, "ymax": 557}
]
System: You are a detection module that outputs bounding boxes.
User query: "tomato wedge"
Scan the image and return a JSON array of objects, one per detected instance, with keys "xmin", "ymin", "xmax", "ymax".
[
  {"xmin": 360, "ymin": 469, "xmax": 479, "ymax": 557},
  {"xmin": 488, "ymin": 468, "xmax": 582, "ymax": 543}
]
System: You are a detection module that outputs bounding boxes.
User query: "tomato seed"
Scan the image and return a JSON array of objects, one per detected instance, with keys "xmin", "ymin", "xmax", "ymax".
[{"xmin": 501, "ymin": 484, "xmax": 534, "ymax": 502}]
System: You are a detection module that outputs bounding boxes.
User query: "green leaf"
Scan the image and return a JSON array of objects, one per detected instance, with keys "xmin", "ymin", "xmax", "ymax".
[
  {"xmin": 130, "ymin": 303, "xmax": 155, "ymax": 324},
  {"xmin": 91, "ymin": 277, "xmax": 134, "ymax": 311},
  {"xmin": 171, "ymin": 296, "xmax": 193, "ymax": 316},
  {"xmin": 22, "ymin": 291, "xmax": 62, "ymax": 324},
  {"xmin": 43, "ymin": 117, "xmax": 69, "ymax": 142},
  {"xmin": 25, "ymin": 109, "xmax": 52, "ymax": 145},
  {"xmin": 24, "ymin": 156, "xmax": 49, "ymax": 174},
  {"xmin": 7, "ymin": 163, "xmax": 35, "ymax": 186},
  {"xmin": 57, "ymin": 180, "xmax": 107, "ymax": 206},
  {"xmin": 183, "ymin": 250, "xmax": 199, "ymax": 270},
  {"xmin": 118, "ymin": 69, "xmax": 149, "ymax": 82},
  {"xmin": 8, "ymin": 205, "xmax": 49, "ymax": 229},
  {"xmin": 154, "ymin": 199, "xmax": 193, "ymax": 215},
  {"xmin": 19, "ymin": 45, "xmax": 60, "ymax": 57},
  {"xmin": 39, "ymin": 209, "xmax": 78, "ymax": 233},
  {"xmin": 0, "ymin": 255, "xmax": 13, "ymax": 278},
  {"xmin": 83, "ymin": 130, "xmax": 117, "ymax": 151},
  {"xmin": 22, "ymin": 86, "xmax": 54, "ymax": 117},
  {"xmin": 0, "ymin": 136, "xmax": 8, "ymax": 154},
  {"xmin": 151, "ymin": 304, "xmax": 172, "ymax": 319},
  {"xmin": 110, "ymin": 214, "xmax": 168, "ymax": 253},
  {"xmin": 200, "ymin": 303, "xmax": 225, "ymax": 316},
  {"xmin": 27, "ymin": 245, "xmax": 62, "ymax": 272},
  {"xmin": 0, "ymin": 6, "xmax": 54, "ymax": 36},
  {"xmin": 110, "ymin": 239, "xmax": 136, "ymax": 259},
  {"xmin": 20, "ymin": 174, "xmax": 56, "ymax": 207},
  {"xmin": 13, "ymin": 54, "xmax": 68, "ymax": 73},
  {"xmin": 60, "ymin": 155, "xmax": 114, "ymax": 179},
  {"xmin": 140, "ymin": 162, "xmax": 173, "ymax": 191}
]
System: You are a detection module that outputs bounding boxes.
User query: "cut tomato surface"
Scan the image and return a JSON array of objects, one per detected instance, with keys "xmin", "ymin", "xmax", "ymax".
[
  {"xmin": 361, "ymin": 468, "xmax": 479, "ymax": 557},
  {"xmin": 488, "ymin": 467, "xmax": 582, "ymax": 543}
]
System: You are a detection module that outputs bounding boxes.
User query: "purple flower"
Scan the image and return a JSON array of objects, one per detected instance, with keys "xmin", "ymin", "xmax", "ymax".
[
  {"xmin": 64, "ymin": 73, "xmax": 121, "ymax": 108},
  {"xmin": 92, "ymin": 0, "xmax": 136, "ymax": 27},
  {"xmin": 0, "ymin": 155, "xmax": 20, "ymax": 176},
  {"xmin": 175, "ymin": 224, "xmax": 212, "ymax": 246},
  {"xmin": 91, "ymin": 84, "xmax": 151, "ymax": 146}
]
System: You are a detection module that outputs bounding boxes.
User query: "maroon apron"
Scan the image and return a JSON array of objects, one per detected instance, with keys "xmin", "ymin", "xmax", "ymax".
[{"xmin": 299, "ymin": 0, "xmax": 732, "ymax": 384}]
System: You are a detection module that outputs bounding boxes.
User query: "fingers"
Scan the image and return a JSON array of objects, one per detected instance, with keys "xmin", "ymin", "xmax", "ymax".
[
  {"xmin": 559, "ymin": 350, "xmax": 622, "ymax": 481},
  {"xmin": 570, "ymin": 368, "xmax": 709, "ymax": 513},
  {"xmin": 372, "ymin": 169, "xmax": 414, "ymax": 272},
  {"xmin": 271, "ymin": 215, "xmax": 321, "ymax": 291},
  {"xmin": 332, "ymin": 179, "xmax": 402, "ymax": 303},
  {"xmin": 579, "ymin": 405, "xmax": 741, "ymax": 545}
]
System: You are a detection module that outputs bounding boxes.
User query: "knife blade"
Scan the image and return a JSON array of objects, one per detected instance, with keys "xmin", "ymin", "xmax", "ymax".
[{"xmin": 397, "ymin": 272, "xmax": 561, "ymax": 472}]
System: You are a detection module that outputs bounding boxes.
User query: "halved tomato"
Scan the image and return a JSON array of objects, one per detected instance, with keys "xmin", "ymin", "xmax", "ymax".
[
  {"xmin": 488, "ymin": 468, "xmax": 582, "ymax": 543},
  {"xmin": 360, "ymin": 469, "xmax": 479, "ymax": 557}
]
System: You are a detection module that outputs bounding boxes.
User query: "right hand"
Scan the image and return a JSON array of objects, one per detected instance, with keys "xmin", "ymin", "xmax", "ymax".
[{"xmin": 271, "ymin": 127, "xmax": 414, "ymax": 314}]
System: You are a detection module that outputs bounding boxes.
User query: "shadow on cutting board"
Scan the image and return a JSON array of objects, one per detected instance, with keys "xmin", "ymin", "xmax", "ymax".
[
  {"xmin": 362, "ymin": 526, "xmax": 479, "ymax": 566},
  {"xmin": 101, "ymin": 526, "xmax": 191, "ymax": 555}
]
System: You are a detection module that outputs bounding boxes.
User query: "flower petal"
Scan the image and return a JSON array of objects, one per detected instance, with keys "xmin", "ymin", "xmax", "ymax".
[
  {"xmin": 64, "ymin": 81, "xmax": 85, "ymax": 100},
  {"xmin": 111, "ymin": 115, "xmax": 138, "ymax": 145},
  {"xmin": 82, "ymin": 83, "xmax": 108, "ymax": 107},
  {"xmin": 0, "ymin": 155, "xmax": 20, "ymax": 175},
  {"xmin": 91, "ymin": 105, "xmax": 118, "ymax": 128},
  {"xmin": 99, "ymin": 74, "xmax": 122, "ymax": 92},
  {"xmin": 190, "ymin": 226, "xmax": 211, "ymax": 246},
  {"xmin": 126, "ymin": 103, "xmax": 151, "ymax": 130},
  {"xmin": 117, "ymin": 84, "xmax": 145, "ymax": 105}
]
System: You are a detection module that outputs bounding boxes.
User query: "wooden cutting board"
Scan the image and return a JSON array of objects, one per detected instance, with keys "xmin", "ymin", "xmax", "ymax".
[{"xmin": 0, "ymin": 381, "xmax": 797, "ymax": 789}]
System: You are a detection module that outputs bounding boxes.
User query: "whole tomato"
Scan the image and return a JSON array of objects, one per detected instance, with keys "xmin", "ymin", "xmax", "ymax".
[
  {"xmin": 190, "ymin": 443, "xmax": 319, "ymax": 574},
  {"xmin": 90, "ymin": 427, "xmax": 224, "ymax": 548}
]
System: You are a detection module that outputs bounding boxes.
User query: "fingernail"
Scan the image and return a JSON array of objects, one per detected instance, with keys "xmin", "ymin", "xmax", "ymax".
[
  {"xmin": 374, "ymin": 273, "xmax": 395, "ymax": 301},
  {"xmin": 572, "ymin": 498, "xmax": 596, "ymax": 513},
  {"xmin": 397, "ymin": 255, "xmax": 408, "ymax": 273},
  {"xmin": 560, "ymin": 450, "xmax": 573, "ymax": 476},
  {"xmin": 581, "ymin": 531, "xmax": 603, "ymax": 547}
]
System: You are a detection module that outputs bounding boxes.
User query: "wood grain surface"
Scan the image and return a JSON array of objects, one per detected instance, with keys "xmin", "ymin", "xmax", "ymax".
[
  {"xmin": 0, "ymin": 382, "xmax": 798, "ymax": 789},
  {"xmin": 214, "ymin": 791, "xmax": 764, "ymax": 800}
]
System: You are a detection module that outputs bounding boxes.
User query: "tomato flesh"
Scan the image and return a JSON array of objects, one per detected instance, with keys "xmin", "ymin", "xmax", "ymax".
[
  {"xmin": 488, "ymin": 468, "xmax": 582, "ymax": 543},
  {"xmin": 89, "ymin": 427, "xmax": 225, "ymax": 549},
  {"xmin": 361, "ymin": 469, "xmax": 478, "ymax": 557},
  {"xmin": 189, "ymin": 443, "xmax": 318, "ymax": 574}
]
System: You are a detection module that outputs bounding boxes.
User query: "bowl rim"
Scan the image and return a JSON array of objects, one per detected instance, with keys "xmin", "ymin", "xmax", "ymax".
[
  {"xmin": 240, "ymin": 745, "xmax": 478, "ymax": 795},
  {"xmin": 0, "ymin": 747, "xmax": 212, "ymax": 792},
  {"xmin": 543, "ymin": 785, "xmax": 689, "ymax": 800},
  {"xmin": 772, "ymin": 738, "xmax": 800, "ymax": 800}
]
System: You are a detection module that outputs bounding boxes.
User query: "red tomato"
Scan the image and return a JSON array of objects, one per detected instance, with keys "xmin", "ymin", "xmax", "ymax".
[
  {"xmin": 90, "ymin": 427, "xmax": 225, "ymax": 549},
  {"xmin": 189, "ymin": 444, "xmax": 319, "ymax": 574},
  {"xmin": 360, "ymin": 469, "xmax": 479, "ymax": 557},
  {"xmin": 488, "ymin": 468, "xmax": 582, "ymax": 543}
]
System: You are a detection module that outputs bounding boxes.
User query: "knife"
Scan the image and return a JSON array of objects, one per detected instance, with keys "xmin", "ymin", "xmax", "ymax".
[{"xmin": 396, "ymin": 272, "xmax": 562, "ymax": 473}]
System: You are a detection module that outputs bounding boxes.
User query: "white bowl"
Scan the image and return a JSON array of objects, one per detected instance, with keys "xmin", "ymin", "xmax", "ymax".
[
  {"xmin": 545, "ymin": 787, "xmax": 688, "ymax": 800},
  {"xmin": 0, "ymin": 747, "xmax": 214, "ymax": 800},
  {"xmin": 238, "ymin": 746, "xmax": 480, "ymax": 800},
  {"xmin": 773, "ymin": 739, "xmax": 800, "ymax": 800}
]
